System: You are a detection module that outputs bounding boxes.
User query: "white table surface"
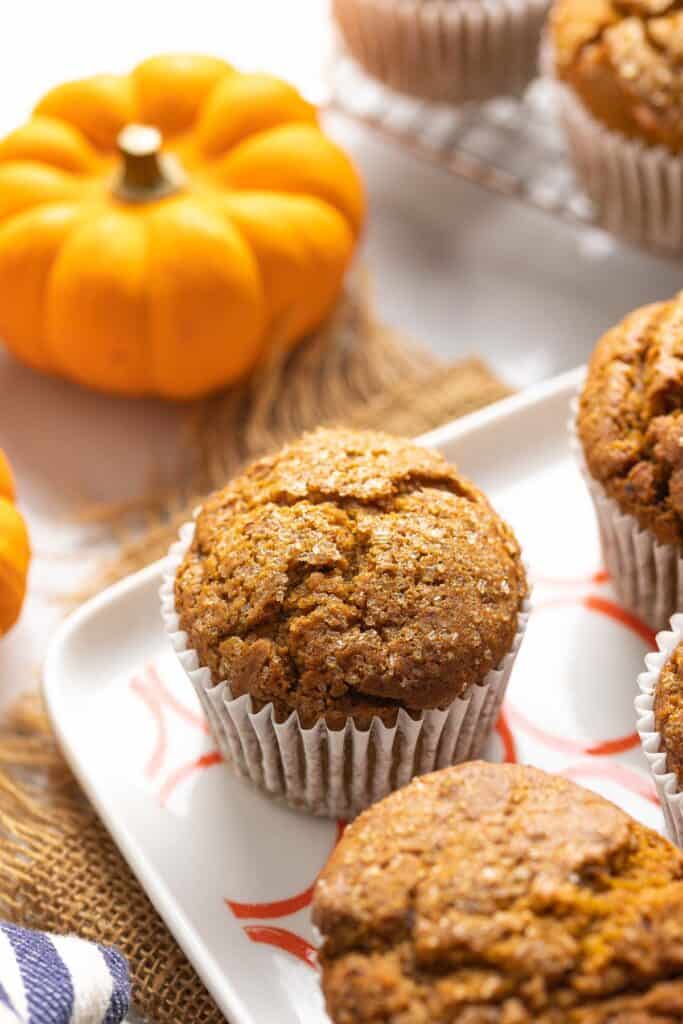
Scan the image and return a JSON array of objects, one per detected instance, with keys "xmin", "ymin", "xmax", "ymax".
[{"xmin": 1, "ymin": 0, "xmax": 682, "ymax": 708}]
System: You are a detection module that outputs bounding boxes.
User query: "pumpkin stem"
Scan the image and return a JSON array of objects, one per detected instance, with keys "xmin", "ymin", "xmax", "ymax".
[{"xmin": 113, "ymin": 124, "xmax": 184, "ymax": 202}]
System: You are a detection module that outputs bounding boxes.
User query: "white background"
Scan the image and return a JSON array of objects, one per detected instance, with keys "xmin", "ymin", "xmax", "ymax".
[{"xmin": 1, "ymin": 0, "xmax": 682, "ymax": 705}]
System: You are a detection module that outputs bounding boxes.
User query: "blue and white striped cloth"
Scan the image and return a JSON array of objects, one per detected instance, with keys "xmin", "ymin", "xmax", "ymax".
[{"xmin": 0, "ymin": 924, "xmax": 130, "ymax": 1024}]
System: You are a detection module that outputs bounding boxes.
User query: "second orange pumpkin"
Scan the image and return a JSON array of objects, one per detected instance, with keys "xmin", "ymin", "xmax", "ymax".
[{"xmin": 0, "ymin": 449, "xmax": 30, "ymax": 636}]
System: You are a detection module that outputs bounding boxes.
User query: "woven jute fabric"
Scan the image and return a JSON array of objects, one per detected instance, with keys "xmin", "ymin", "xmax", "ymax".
[{"xmin": 0, "ymin": 281, "xmax": 511, "ymax": 1024}]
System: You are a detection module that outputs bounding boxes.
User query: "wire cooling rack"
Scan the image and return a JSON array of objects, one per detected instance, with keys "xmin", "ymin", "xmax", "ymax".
[{"xmin": 326, "ymin": 52, "xmax": 597, "ymax": 232}]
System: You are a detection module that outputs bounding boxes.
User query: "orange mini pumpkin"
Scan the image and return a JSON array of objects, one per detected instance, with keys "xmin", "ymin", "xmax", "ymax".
[
  {"xmin": 0, "ymin": 55, "xmax": 365, "ymax": 399},
  {"xmin": 0, "ymin": 449, "xmax": 30, "ymax": 635}
]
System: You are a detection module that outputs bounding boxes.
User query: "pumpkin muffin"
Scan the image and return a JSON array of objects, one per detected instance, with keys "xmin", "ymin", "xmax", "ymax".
[
  {"xmin": 550, "ymin": 0, "xmax": 683, "ymax": 250},
  {"xmin": 313, "ymin": 761, "xmax": 683, "ymax": 1023},
  {"xmin": 636, "ymin": 616, "xmax": 683, "ymax": 846},
  {"xmin": 333, "ymin": 0, "xmax": 549, "ymax": 105},
  {"xmin": 576, "ymin": 293, "xmax": 683, "ymax": 629},
  {"xmin": 164, "ymin": 428, "xmax": 528, "ymax": 816}
]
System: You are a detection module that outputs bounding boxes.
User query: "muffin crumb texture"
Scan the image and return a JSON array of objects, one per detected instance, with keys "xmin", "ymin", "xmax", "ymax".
[
  {"xmin": 655, "ymin": 637, "xmax": 683, "ymax": 786},
  {"xmin": 314, "ymin": 762, "xmax": 683, "ymax": 1023},
  {"xmin": 174, "ymin": 428, "xmax": 526, "ymax": 728},
  {"xmin": 551, "ymin": 0, "xmax": 683, "ymax": 151},
  {"xmin": 578, "ymin": 295, "xmax": 683, "ymax": 547}
]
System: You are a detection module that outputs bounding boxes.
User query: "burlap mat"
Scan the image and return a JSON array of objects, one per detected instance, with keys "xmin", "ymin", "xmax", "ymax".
[{"xmin": 0, "ymin": 281, "xmax": 511, "ymax": 1024}]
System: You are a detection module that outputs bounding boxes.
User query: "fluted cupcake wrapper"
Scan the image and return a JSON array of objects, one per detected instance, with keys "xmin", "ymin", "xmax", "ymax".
[
  {"xmin": 636, "ymin": 614, "xmax": 683, "ymax": 846},
  {"xmin": 333, "ymin": 0, "xmax": 548, "ymax": 105},
  {"xmin": 569, "ymin": 401, "xmax": 683, "ymax": 633},
  {"xmin": 160, "ymin": 518, "xmax": 530, "ymax": 819},
  {"xmin": 554, "ymin": 78, "xmax": 683, "ymax": 254}
]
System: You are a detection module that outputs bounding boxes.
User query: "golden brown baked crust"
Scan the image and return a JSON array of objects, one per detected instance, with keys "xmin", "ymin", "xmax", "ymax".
[
  {"xmin": 655, "ymin": 638, "xmax": 683, "ymax": 785},
  {"xmin": 551, "ymin": 0, "xmax": 683, "ymax": 152},
  {"xmin": 174, "ymin": 428, "xmax": 526, "ymax": 729},
  {"xmin": 313, "ymin": 762, "xmax": 683, "ymax": 1024},
  {"xmin": 578, "ymin": 296, "xmax": 683, "ymax": 547}
]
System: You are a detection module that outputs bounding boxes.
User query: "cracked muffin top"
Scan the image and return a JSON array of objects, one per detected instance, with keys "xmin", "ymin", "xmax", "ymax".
[
  {"xmin": 174, "ymin": 428, "xmax": 526, "ymax": 729},
  {"xmin": 578, "ymin": 295, "xmax": 683, "ymax": 547},
  {"xmin": 551, "ymin": 0, "xmax": 683, "ymax": 151},
  {"xmin": 313, "ymin": 761, "xmax": 683, "ymax": 1024},
  {"xmin": 655, "ymin": 638, "xmax": 683, "ymax": 786}
]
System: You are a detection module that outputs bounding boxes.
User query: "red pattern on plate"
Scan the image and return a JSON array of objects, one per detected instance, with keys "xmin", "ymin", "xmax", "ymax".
[
  {"xmin": 532, "ymin": 594, "xmax": 656, "ymax": 649},
  {"xmin": 562, "ymin": 760, "xmax": 659, "ymax": 806},
  {"xmin": 130, "ymin": 663, "xmax": 210, "ymax": 781},
  {"xmin": 583, "ymin": 595, "xmax": 656, "ymax": 649},
  {"xmin": 143, "ymin": 663, "xmax": 210, "ymax": 734},
  {"xmin": 507, "ymin": 707, "xmax": 639, "ymax": 757},
  {"xmin": 129, "ymin": 663, "xmax": 220, "ymax": 804},
  {"xmin": 507, "ymin": 589, "xmax": 655, "ymax": 757},
  {"xmin": 159, "ymin": 751, "xmax": 223, "ymax": 807},
  {"xmin": 242, "ymin": 926, "xmax": 317, "ymax": 968},
  {"xmin": 494, "ymin": 708, "xmax": 517, "ymax": 763},
  {"xmin": 130, "ymin": 674, "xmax": 167, "ymax": 779},
  {"xmin": 226, "ymin": 821, "xmax": 346, "ymax": 920},
  {"xmin": 228, "ymin": 886, "xmax": 316, "ymax": 920}
]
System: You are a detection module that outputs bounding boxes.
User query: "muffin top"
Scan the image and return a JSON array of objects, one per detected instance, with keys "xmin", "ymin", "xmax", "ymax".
[
  {"xmin": 313, "ymin": 761, "xmax": 683, "ymax": 1024},
  {"xmin": 578, "ymin": 294, "xmax": 683, "ymax": 547},
  {"xmin": 174, "ymin": 428, "xmax": 526, "ymax": 729},
  {"xmin": 655, "ymin": 637, "xmax": 683, "ymax": 785},
  {"xmin": 551, "ymin": 0, "xmax": 683, "ymax": 152}
]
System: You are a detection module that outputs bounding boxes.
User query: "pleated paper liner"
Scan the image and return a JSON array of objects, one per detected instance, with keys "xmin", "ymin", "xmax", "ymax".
[
  {"xmin": 636, "ymin": 614, "xmax": 683, "ymax": 847},
  {"xmin": 569, "ymin": 399, "xmax": 683, "ymax": 632},
  {"xmin": 333, "ymin": 0, "xmax": 549, "ymax": 104},
  {"xmin": 555, "ymin": 80, "xmax": 683, "ymax": 254},
  {"xmin": 162, "ymin": 519, "xmax": 530, "ymax": 819}
]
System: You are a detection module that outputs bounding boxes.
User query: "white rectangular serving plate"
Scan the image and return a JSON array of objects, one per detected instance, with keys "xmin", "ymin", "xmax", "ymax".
[{"xmin": 44, "ymin": 366, "xmax": 664, "ymax": 1024}]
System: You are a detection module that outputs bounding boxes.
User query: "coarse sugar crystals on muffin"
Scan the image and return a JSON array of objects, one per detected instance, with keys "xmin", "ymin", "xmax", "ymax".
[
  {"xmin": 165, "ymin": 427, "xmax": 529, "ymax": 817},
  {"xmin": 313, "ymin": 761, "xmax": 683, "ymax": 1024},
  {"xmin": 175, "ymin": 428, "xmax": 527, "ymax": 729},
  {"xmin": 550, "ymin": 0, "xmax": 683, "ymax": 250},
  {"xmin": 576, "ymin": 294, "xmax": 683, "ymax": 629},
  {"xmin": 636, "ymin": 614, "xmax": 683, "ymax": 846}
]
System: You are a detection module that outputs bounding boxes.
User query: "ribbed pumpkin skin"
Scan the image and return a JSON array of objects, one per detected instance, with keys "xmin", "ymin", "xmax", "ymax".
[
  {"xmin": 0, "ymin": 55, "xmax": 365, "ymax": 399},
  {"xmin": 0, "ymin": 450, "xmax": 30, "ymax": 635}
]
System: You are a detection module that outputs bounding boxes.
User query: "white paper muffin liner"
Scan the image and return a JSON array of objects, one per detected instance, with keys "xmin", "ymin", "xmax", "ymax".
[
  {"xmin": 636, "ymin": 613, "xmax": 683, "ymax": 846},
  {"xmin": 570, "ymin": 400, "xmax": 683, "ymax": 633},
  {"xmin": 160, "ymin": 518, "xmax": 530, "ymax": 819},
  {"xmin": 554, "ymin": 78, "xmax": 683, "ymax": 254},
  {"xmin": 333, "ymin": 0, "xmax": 549, "ymax": 105}
]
